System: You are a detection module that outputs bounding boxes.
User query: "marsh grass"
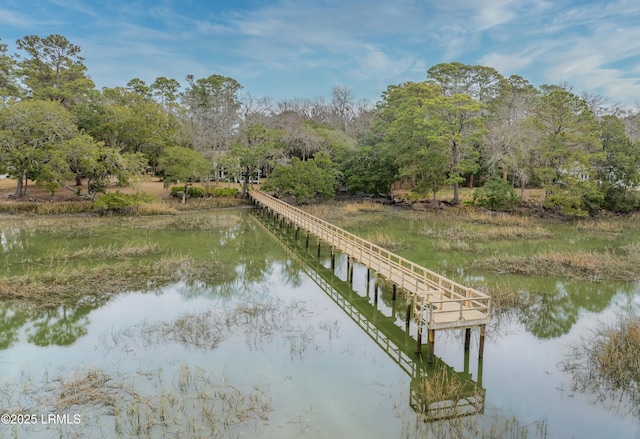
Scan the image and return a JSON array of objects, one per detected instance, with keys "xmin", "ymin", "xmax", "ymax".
[
  {"xmin": 0, "ymin": 201, "xmax": 93, "ymax": 215},
  {"xmin": 419, "ymin": 225, "xmax": 552, "ymax": 242},
  {"xmin": 0, "ymin": 256, "xmax": 220, "ymax": 308},
  {"xmin": 476, "ymin": 250, "xmax": 640, "ymax": 281},
  {"xmin": 562, "ymin": 314, "xmax": 640, "ymax": 414},
  {"xmin": 168, "ymin": 197, "xmax": 247, "ymax": 210},
  {"xmin": 405, "ymin": 366, "xmax": 546, "ymax": 439},
  {"xmin": 2, "ymin": 365, "xmax": 271, "ymax": 438},
  {"xmin": 573, "ymin": 219, "xmax": 624, "ymax": 234},
  {"xmin": 44, "ymin": 242, "xmax": 165, "ymax": 262},
  {"xmin": 461, "ymin": 211, "xmax": 537, "ymax": 227},
  {"xmin": 434, "ymin": 239, "xmax": 474, "ymax": 252},
  {"xmin": 412, "ymin": 367, "xmax": 482, "ymax": 417},
  {"xmin": 366, "ymin": 231, "xmax": 408, "ymax": 251},
  {"xmin": 301, "ymin": 201, "xmax": 389, "ymax": 223}
]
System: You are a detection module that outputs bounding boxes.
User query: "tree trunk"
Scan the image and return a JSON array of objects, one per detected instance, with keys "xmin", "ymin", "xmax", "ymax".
[
  {"xmin": 182, "ymin": 183, "xmax": 188, "ymax": 204},
  {"xmin": 242, "ymin": 173, "xmax": 249, "ymax": 198},
  {"xmin": 453, "ymin": 181, "xmax": 459, "ymax": 205},
  {"xmin": 15, "ymin": 172, "xmax": 24, "ymax": 198}
]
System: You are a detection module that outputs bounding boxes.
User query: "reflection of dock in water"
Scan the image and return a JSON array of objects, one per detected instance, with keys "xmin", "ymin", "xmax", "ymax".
[{"xmin": 251, "ymin": 211, "xmax": 485, "ymax": 421}]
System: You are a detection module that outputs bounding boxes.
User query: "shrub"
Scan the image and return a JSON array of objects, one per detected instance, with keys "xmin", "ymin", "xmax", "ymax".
[
  {"xmin": 208, "ymin": 187, "xmax": 239, "ymax": 198},
  {"xmin": 472, "ymin": 176, "xmax": 521, "ymax": 211},
  {"xmin": 170, "ymin": 186, "xmax": 239, "ymax": 198},
  {"xmin": 92, "ymin": 191, "xmax": 160, "ymax": 214}
]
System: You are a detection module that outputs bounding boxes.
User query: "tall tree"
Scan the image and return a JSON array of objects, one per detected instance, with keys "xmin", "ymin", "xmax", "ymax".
[
  {"xmin": 15, "ymin": 34, "xmax": 94, "ymax": 106},
  {"xmin": 151, "ymin": 76, "xmax": 181, "ymax": 110},
  {"xmin": 597, "ymin": 116, "xmax": 640, "ymax": 211},
  {"xmin": 376, "ymin": 81, "xmax": 449, "ymax": 201},
  {"xmin": 532, "ymin": 89, "xmax": 601, "ymax": 188},
  {"xmin": 0, "ymin": 39, "xmax": 20, "ymax": 103},
  {"xmin": 427, "ymin": 62, "xmax": 506, "ymax": 106},
  {"xmin": 423, "ymin": 94, "xmax": 485, "ymax": 204},
  {"xmin": 181, "ymin": 74, "xmax": 243, "ymax": 171},
  {"xmin": 483, "ymin": 75, "xmax": 539, "ymax": 188},
  {"xmin": 225, "ymin": 123, "xmax": 280, "ymax": 197},
  {"xmin": 531, "ymin": 89, "xmax": 603, "ymax": 215}
]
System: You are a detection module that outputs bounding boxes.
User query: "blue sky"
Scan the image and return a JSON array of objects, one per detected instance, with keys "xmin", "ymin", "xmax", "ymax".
[{"xmin": 1, "ymin": 0, "xmax": 639, "ymax": 106}]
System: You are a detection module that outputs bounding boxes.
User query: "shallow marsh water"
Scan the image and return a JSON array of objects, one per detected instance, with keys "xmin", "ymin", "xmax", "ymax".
[{"xmin": 0, "ymin": 209, "xmax": 639, "ymax": 438}]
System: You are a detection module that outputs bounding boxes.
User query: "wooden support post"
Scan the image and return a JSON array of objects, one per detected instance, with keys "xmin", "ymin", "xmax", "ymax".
[
  {"xmin": 405, "ymin": 304, "xmax": 411, "ymax": 330},
  {"xmin": 479, "ymin": 325, "xmax": 486, "ymax": 359},
  {"xmin": 464, "ymin": 328, "xmax": 471, "ymax": 351},
  {"xmin": 428, "ymin": 329, "xmax": 435, "ymax": 364},
  {"xmin": 305, "ymin": 232, "xmax": 309, "ymax": 249},
  {"xmin": 392, "ymin": 284, "xmax": 397, "ymax": 301},
  {"xmin": 317, "ymin": 240, "xmax": 321, "ymax": 257},
  {"xmin": 330, "ymin": 248, "xmax": 335, "ymax": 270},
  {"xmin": 346, "ymin": 256, "xmax": 351, "ymax": 282},
  {"xmin": 374, "ymin": 281, "xmax": 379, "ymax": 306},
  {"xmin": 416, "ymin": 326, "xmax": 423, "ymax": 355},
  {"xmin": 464, "ymin": 345, "xmax": 470, "ymax": 375},
  {"xmin": 295, "ymin": 227, "xmax": 299, "ymax": 240},
  {"xmin": 349, "ymin": 261, "xmax": 354, "ymax": 285}
]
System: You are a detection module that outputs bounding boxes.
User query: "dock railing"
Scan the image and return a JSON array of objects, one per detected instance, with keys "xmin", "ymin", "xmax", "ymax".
[{"xmin": 249, "ymin": 189, "xmax": 491, "ymax": 330}]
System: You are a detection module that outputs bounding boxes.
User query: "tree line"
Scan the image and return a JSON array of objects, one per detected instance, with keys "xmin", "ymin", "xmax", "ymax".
[{"xmin": 2, "ymin": 34, "xmax": 640, "ymax": 215}]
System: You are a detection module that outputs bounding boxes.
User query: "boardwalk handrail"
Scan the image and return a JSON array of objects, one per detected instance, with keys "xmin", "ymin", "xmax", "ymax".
[{"xmin": 249, "ymin": 189, "xmax": 491, "ymax": 328}]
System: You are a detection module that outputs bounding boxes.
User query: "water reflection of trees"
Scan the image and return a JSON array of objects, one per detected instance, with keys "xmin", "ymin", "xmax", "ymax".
[
  {"xmin": 0, "ymin": 212, "xmax": 302, "ymax": 350},
  {"xmin": 521, "ymin": 281, "xmax": 637, "ymax": 339}
]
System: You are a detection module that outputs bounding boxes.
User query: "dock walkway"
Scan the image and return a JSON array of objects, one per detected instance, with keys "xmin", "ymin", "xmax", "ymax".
[{"xmin": 248, "ymin": 189, "xmax": 491, "ymax": 357}]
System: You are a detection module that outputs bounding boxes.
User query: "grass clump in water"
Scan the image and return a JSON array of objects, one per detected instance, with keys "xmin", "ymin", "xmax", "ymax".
[
  {"xmin": 0, "ymin": 256, "xmax": 220, "ymax": 308},
  {"xmin": 475, "ymin": 250, "xmax": 640, "ymax": 281},
  {"xmin": 2, "ymin": 365, "xmax": 271, "ymax": 438},
  {"xmin": 419, "ymin": 225, "xmax": 552, "ymax": 242},
  {"xmin": 366, "ymin": 231, "xmax": 408, "ymax": 251},
  {"xmin": 105, "ymin": 298, "xmax": 310, "ymax": 353},
  {"xmin": 562, "ymin": 314, "xmax": 640, "ymax": 414}
]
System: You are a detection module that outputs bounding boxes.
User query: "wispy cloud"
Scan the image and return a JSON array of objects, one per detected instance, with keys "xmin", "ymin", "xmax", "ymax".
[{"xmin": 0, "ymin": 0, "xmax": 638, "ymax": 104}]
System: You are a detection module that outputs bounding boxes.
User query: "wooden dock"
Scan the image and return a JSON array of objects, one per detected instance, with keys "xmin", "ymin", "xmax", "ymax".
[{"xmin": 248, "ymin": 189, "xmax": 491, "ymax": 358}]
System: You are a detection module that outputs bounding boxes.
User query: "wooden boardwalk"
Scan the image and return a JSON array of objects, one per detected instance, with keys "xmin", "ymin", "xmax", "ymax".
[{"xmin": 249, "ymin": 189, "xmax": 491, "ymax": 357}]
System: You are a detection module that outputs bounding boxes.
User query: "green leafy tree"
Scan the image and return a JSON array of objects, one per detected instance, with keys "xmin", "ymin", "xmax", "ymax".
[
  {"xmin": 158, "ymin": 146, "xmax": 211, "ymax": 203},
  {"xmin": 74, "ymin": 87, "xmax": 176, "ymax": 170},
  {"xmin": 375, "ymin": 81, "xmax": 451, "ymax": 201},
  {"xmin": 0, "ymin": 38, "xmax": 20, "ymax": 103},
  {"xmin": 15, "ymin": 34, "xmax": 94, "ymax": 107},
  {"xmin": 531, "ymin": 89, "xmax": 602, "ymax": 214},
  {"xmin": 423, "ymin": 94, "xmax": 485, "ymax": 204},
  {"xmin": 0, "ymin": 100, "xmax": 77, "ymax": 197},
  {"xmin": 427, "ymin": 62, "xmax": 506, "ymax": 106},
  {"xmin": 597, "ymin": 116, "xmax": 640, "ymax": 211},
  {"xmin": 65, "ymin": 133, "xmax": 146, "ymax": 200},
  {"xmin": 341, "ymin": 145, "xmax": 397, "ymax": 197},
  {"xmin": 263, "ymin": 151, "xmax": 337, "ymax": 203},
  {"xmin": 151, "ymin": 76, "xmax": 181, "ymax": 111}
]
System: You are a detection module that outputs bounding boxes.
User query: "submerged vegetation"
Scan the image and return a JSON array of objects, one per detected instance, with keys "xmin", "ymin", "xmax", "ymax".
[
  {"xmin": 105, "ymin": 298, "xmax": 310, "ymax": 353},
  {"xmin": 1, "ymin": 365, "xmax": 272, "ymax": 438}
]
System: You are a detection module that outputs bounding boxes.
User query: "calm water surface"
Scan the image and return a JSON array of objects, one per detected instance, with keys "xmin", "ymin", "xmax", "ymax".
[{"xmin": 0, "ymin": 209, "xmax": 639, "ymax": 438}]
